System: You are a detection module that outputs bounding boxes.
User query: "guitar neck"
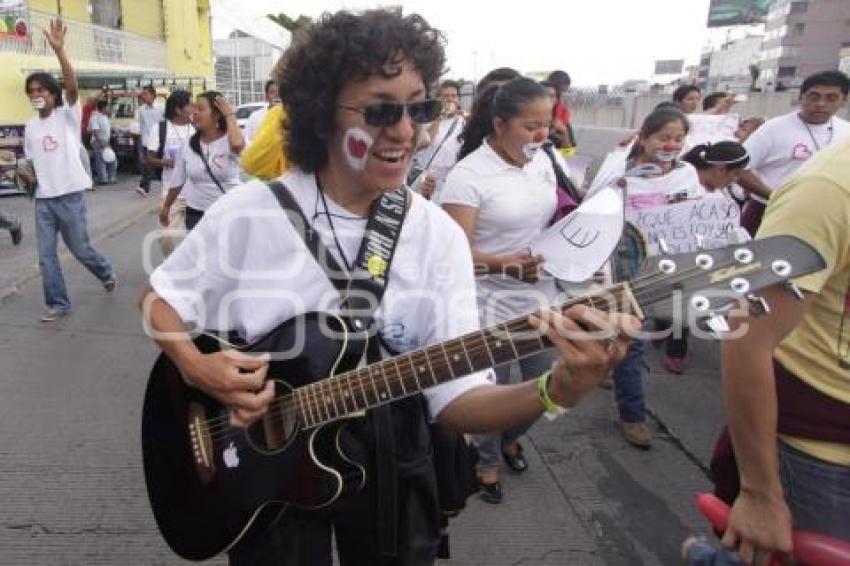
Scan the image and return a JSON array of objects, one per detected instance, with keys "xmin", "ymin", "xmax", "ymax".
[{"xmin": 294, "ymin": 282, "xmax": 637, "ymax": 428}]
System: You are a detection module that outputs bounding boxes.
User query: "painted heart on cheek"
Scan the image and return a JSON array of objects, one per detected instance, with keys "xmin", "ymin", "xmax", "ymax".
[{"xmin": 347, "ymin": 137, "xmax": 368, "ymax": 159}]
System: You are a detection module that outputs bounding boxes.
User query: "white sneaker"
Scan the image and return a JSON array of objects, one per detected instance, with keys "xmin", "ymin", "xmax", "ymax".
[
  {"xmin": 135, "ymin": 186, "xmax": 149, "ymax": 198},
  {"xmin": 103, "ymin": 275, "xmax": 117, "ymax": 293},
  {"xmin": 40, "ymin": 307, "xmax": 70, "ymax": 323}
]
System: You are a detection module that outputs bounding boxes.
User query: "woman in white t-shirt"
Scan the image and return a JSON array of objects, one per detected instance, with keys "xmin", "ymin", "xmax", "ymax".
[
  {"xmin": 160, "ymin": 91, "xmax": 244, "ymax": 230},
  {"xmin": 147, "ymin": 89, "xmax": 195, "ymax": 256},
  {"xmin": 591, "ymin": 108, "xmax": 704, "ymax": 449},
  {"xmin": 441, "ymin": 77, "xmax": 561, "ymax": 503}
]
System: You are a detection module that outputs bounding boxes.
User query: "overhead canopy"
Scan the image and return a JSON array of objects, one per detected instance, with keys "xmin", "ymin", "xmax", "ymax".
[{"xmin": 20, "ymin": 70, "xmax": 208, "ymax": 91}]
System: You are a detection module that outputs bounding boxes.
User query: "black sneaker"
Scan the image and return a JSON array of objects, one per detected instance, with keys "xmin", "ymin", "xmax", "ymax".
[
  {"xmin": 10, "ymin": 221, "xmax": 22, "ymax": 246},
  {"xmin": 103, "ymin": 275, "xmax": 117, "ymax": 293}
]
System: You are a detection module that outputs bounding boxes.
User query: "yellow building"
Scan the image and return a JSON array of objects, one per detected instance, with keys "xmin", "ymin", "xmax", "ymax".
[{"xmin": 0, "ymin": 0, "xmax": 213, "ymax": 124}]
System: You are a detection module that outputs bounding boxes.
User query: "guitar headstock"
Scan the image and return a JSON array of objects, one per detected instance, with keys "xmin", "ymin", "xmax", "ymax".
[{"xmin": 631, "ymin": 235, "xmax": 825, "ymax": 321}]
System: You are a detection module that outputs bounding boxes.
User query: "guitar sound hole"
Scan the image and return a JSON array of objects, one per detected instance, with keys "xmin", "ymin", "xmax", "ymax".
[{"xmin": 245, "ymin": 381, "xmax": 299, "ymax": 453}]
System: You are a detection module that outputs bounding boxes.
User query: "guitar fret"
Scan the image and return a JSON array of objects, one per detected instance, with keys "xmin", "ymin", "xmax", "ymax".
[
  {"xmin": 439, "ymin": 342, "xmax": 457, "ymax": 380},
  {"xmin": 502, "ymin": 323, "xmax": 520, "ymax": 358},
  {"xmin": 322, "ymin": 380, "xmax": 337, "ymax": 421},
  {"xmin": 374, "ymin": 365, "xmax": 390, "ymax": 403},
  {"xmin": 422, "ymin": 349, "xmax": 439, "ymax": 387},
  {"xmin": 463, "ymin": 332, "xmax": 491, "ymax": 371},
  {"xmin": 483, "ymin": 326, "xmax": 516, "ymax": 366},
  {"xmin": 368, "ymin": 366, "xmax": 381, "ymax": 404},
  {"xmin": 407, "ymin": 354, "xmax": 422, "ymax": 391},
  {"xmin": 341, "ymin": 374, "xmax": 357, "ymax": 414},
  {"xmin": 311, "ymin": 383, "xmax": 327, "ymax": 423},
  {"xmin": 393, "ymin": 358, "xmax": 408, "ymax": 396},
  {"xmin": 356, "ymin": 368, "xmax": 370, "ymax": 408},
  {"xmin": 479, "ymin": 329, "xmax": 497, "ymax": 366},
  {"xmin": 456, "ymin": 338, "xmax": 475, "ymax": 374},
  {"xmin": 294, "ymin": 388, "xmax": 310, "ymax": 428}
]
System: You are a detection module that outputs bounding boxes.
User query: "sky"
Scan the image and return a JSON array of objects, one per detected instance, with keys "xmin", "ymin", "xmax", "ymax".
[{"xmin": 211, "ymin": 0, "xmax": 755, "ymax": 87}]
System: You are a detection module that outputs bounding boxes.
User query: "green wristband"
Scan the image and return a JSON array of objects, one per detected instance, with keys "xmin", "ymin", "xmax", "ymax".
[{"xmin": 538, "ymin": 370, "xmax": 567, "ymax": 420}]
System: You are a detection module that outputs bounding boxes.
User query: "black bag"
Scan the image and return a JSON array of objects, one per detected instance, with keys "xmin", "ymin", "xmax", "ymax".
[{"xmin": 151, "ymin": 120, "xmax": 166, "ymax": 181}]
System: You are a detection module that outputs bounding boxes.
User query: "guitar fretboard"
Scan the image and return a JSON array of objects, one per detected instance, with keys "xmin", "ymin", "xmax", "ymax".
[{"xmin": 292, "ymin": 283, "xmax": 633, "ymax": 428}]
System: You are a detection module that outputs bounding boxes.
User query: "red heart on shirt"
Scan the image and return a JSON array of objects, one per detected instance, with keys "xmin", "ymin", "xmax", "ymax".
[
  {"xmin": 791, "ymin": 143, "xmax": 812, "ymax": 161},
  {"xmin": 347, "ymin": 136, "xmax": 368, "ymax": 159},
  {"xmin": 42, "ymin": 135, "xmax": 58, "ymax": 153},
  {"xmin": 211, "ymin": 154, "xmax": 227, "ymax": 170}
]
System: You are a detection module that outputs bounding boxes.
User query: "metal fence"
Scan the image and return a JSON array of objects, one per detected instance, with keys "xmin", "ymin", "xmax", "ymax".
[
  {"xmin": 1, "ymin": 9, "xmax": 167, "ymax": 70},
  {"xmin": 565, "ymin": 85, "xmax": 850, "ymax": 128}
]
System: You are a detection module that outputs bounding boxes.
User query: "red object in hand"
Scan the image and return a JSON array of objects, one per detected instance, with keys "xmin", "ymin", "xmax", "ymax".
[{"xmin": 695, "ymin": 493, "xmax": 850, "ymax": 566}]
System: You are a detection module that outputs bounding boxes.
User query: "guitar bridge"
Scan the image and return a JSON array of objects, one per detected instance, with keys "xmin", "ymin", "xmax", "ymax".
[{"xmin": 188, "ymin": 403, "xmax": 216, "ymax": 485}]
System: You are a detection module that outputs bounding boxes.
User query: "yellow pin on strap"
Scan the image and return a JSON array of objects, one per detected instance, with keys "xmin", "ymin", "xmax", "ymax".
[{"xmin": 367, "ymin": 255, "xmax": 388, "ymax": 278}]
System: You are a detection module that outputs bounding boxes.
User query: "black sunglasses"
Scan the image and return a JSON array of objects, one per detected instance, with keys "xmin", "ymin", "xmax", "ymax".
[{"xmin": 338, "ymin": 99, "xmax": 442, "ymax": 127}]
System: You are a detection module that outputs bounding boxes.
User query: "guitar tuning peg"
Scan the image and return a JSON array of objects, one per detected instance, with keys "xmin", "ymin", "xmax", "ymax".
[
  {"xmin": 707, "ymin": 313, "xmax": 730, "ymax": 336},
  {"xmin": 695, "ymin": 234, "xmax": 705, "ymax": 250},
  {"xmin": 746, "ymin": 293, "xmax": 771, "ymax": 316},
  {"xmin": 657, "ymin": 237, "xmax": 670, "ymax": 255},
  {"xmin": 785, "ymin": 281, "xmax": 805, "ymax": 301}
]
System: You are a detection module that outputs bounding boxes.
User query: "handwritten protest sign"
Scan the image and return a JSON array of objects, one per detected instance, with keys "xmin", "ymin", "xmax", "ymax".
[{"xmin": 626, "ymin": 194, "xmax": 741, "ymax": 255}]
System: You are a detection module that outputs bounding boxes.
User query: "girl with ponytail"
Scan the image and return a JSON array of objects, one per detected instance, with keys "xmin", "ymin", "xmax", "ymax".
[{"xmin": 441, "ymin": 77, "xmax": 571, "ymax": 504}]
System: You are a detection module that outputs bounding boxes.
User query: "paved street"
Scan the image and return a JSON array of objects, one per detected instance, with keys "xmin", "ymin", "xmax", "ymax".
[{"xmin": 0, "ymin": 179, "xmax": 725, "ymax": 565}]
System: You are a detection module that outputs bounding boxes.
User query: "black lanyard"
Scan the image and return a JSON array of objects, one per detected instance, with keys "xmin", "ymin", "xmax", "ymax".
[{"xmin": 799, "ymin": 114, "xmax": 833, "ymax": 152}]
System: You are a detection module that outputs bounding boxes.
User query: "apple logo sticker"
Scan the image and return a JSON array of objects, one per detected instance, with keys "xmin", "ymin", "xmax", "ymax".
[
  {"xmin": 343, "ymin": 127, "xmax": 373, "ymax": 171},
  {"xmin": 223, "ymin": 441, "xmax": 240, "ymax": 469}
]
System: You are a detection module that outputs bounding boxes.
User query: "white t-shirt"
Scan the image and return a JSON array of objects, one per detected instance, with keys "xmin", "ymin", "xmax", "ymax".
[
  {"xmin": 149, "ymin": 169, "xmax": 493, "ymax": 419},
  {"xmin": 440, "ymin": 141, "xmax": 560, "ymax": 323},
  {"xmin": 243, "ymin": 105, "xmax": 269, "ymax": 143},
  {"xmin": 413, "ymin": 116, "xmax": 464, "ymax": 200},
  {"xmin": 146, "ymin": 120, "xmax": 195, "ymax": 195},
  {"xmin": 24, "ymin": 102, "xmax": 92, "ymax": 198},
  {"xmin": 172, "ymin": 134, "xmax": 240, "ymax": 211},
  {"xmin": 744, "ymin": 111, "xmax": 850, "ymax": 204},
  {"xmin": 88, "ymin": 111, "xmax": 112, "ymax": 147},
  {"xmin": 138, "ymin": 104, "xmax": 164, "ymax": 147}
]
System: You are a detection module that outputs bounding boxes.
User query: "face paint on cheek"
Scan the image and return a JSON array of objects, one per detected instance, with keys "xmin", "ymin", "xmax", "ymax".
[
  {"xmin": 521, "ymin": 142, "xmax": 544, "ymax": 160},
  {"xmin": 343, "ymin": 127, "xmax": 374, "ymax": 171}
]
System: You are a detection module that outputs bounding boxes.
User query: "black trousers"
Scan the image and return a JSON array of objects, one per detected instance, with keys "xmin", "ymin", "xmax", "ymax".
[
  {"xmin": 185, "ymin": 206, "xmax": 204, "ymax": 230},
  {"xmin": 228, "ymin": 470, "xmax": 440, "ymax": 566},
  {"xmin": 137, "ymin": 142, "xmax": 154, "ymax": 192}
]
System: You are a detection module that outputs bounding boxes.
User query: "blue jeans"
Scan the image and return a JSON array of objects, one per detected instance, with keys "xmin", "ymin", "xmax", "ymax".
[
  {"xmin": 779, "ymin": 440, "xmax": 850, "ymax": 540},
  {"xmin": 35, "ymin": 192, "xmax": 113, "ymax": 311},
  {"xmin": 613, "ymin": 339, "xmax": 646, "ymax": 423},
  {"xmin": 91, "ymin": 146, "xmax": 117, "ymax": 184},
  {"xmin": 0, "ymin": 207, "xmax": 18, "ymax": 229},
  {"xmin": 474, "ymin": 350, "xmax": 556, "ymax": 471}
]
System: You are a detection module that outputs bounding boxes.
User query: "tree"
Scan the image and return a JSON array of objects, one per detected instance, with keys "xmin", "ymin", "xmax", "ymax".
[{"xmin": 267, "ymin": 13, "xmax": 312, "ymax": 33}]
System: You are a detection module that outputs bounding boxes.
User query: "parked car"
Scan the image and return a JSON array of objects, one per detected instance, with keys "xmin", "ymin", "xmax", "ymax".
[{"xmin": 235, "ymin": 102, "xmax": 265, "ymax": 130}]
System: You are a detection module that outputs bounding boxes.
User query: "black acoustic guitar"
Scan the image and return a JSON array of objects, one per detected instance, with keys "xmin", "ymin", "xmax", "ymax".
[{"xmin": 141, "ymin": 236, "xmax": 824, "ymax": 560}]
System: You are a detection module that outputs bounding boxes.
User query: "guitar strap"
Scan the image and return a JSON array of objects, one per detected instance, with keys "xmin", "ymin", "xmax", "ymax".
[{"xmin": 267, "ymin": 180, "xmax": 409, "ymax": 557}]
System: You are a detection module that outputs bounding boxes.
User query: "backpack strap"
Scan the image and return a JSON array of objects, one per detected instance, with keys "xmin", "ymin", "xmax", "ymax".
[{"xmin": 156, "ymin": 120, "xmax": 167, "ymax": 158}]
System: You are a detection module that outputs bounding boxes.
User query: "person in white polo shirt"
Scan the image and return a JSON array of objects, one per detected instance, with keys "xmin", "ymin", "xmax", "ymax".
[
  {"xmin": 441, "ymin": 77, "xmax": 567, "ymax": 503},
  {"xmin": 22, "ymin": 18, "xmax": 115, "ymax": 323},
  {"xmin": 737, "ymin": 70, "xmax": 850, "ymax": 235}
]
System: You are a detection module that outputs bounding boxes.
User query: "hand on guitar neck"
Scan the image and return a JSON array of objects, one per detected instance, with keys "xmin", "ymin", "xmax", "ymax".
[{"xmin": 530, "ymin": 305, "xmax": 638, "ymax": 408}]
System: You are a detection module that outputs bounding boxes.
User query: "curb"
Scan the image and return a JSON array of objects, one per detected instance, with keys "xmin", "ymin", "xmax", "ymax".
[{"xmin": 0, "ymin": 201, "xmax": 158, "ymax": 305}]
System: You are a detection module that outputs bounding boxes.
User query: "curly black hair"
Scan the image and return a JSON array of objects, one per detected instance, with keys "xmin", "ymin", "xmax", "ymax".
[{"xmin": 277, "ymin": 8, "xmax": 446, "ymax": 173}]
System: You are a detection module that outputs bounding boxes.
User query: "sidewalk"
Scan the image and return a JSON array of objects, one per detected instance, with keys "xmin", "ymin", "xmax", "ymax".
[{"xmin": 0, "ymin": 197, "xmax": 720, "ymax": 565}]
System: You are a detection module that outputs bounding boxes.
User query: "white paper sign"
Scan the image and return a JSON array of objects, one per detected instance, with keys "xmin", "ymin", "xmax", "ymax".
[
  {"xmin": 532, "ymin": 187, "xmax": 625, "ymax": 282},
  {"xmin": 686, "ymin": 113, "xmax": 740, "ymax": 147},
  {"xmin": 626, "ymin": 194, "xmax": 741, "ymax": 255}
]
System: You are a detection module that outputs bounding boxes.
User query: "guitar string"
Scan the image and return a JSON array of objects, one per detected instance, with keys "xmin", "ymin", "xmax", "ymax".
[
  {"xmin": 200, "ymin": 293, "xmax": 625, "ymax": 438},
  {"xmin": 199, "ymin": 259, "xmax": 726, "ymax": 438},
  {"xmin": 201, "ymin": 256, "xmax": 750, "ymax": 438},
  {"xmin": 200, "ymin": 264, "xmax": 714, "ymax": 439}
]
